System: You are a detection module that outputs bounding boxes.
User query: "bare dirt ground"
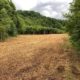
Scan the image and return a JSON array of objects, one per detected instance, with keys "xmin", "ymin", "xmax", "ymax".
[{"xmin": 0, "ymin": 34, "xmax": 80, "ymax": 80}]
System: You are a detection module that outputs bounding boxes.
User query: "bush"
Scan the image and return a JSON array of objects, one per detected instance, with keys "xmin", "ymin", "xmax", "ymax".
[
  {"xmin": 0, "ymin": 26, "xmax": 8, "ymax": 41},
  {"xmin": 24, "ymin": 26, "xmax": 58, "ymax": 34},
  {"xmin": 8, "ymin": 22, "xmax": 18, "ymax": 36},
  {"xmin": 66, "ymin": 0, "xmax": 80, "ymax": 49}
]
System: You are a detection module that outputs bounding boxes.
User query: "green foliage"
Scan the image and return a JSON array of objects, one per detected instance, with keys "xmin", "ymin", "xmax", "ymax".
[
  {"xmin": 0, "ymin": 24, "xmax": 8, "ymax": 41},
  {"xmin": 66, "ymin": 0, "xmax": 80, "ymax": 49},
  {"xmin": 0, "ymin": 0, "xmax": 65, "ymax": 41},
  {"xmin": 17, "ymin": 11, "xmax": 65, "ymax": 34},
  {"xmin": 17, "ymin": 14, "xmax": 26, "ymax": 34},
  {"xmin": 0, "ymin": 0, "xmax": 17, "ymax": 41},
  {"xmin": 8, "ymin": 22, "xmax": 17, "ymax": 36},
  {"xmin": 25, "ymin": 26, "xmax": 57, "ymax": 34}
]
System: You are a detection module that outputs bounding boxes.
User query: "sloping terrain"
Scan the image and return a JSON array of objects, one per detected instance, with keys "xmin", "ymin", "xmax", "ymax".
[{"xmin": 0, "ymin": 34, "xmax": 80, "ymax": 80}]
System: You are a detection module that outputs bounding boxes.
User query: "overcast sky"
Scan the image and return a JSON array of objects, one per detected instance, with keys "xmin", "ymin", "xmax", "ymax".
[{"xmin": 12, "ymin": 0, "xmax": 73, "ymax": 19}]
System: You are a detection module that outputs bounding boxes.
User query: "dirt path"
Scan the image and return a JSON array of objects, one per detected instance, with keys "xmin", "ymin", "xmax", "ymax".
[{"xmin": 0, "ymin": 34, "xmax": 79, "ymax": 80}]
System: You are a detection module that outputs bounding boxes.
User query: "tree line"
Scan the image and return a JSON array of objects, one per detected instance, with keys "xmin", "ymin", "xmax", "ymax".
[
  {"xmin": 0, "ymin": 0, "xmax": 65, "ymax": 41},
  {"xmin": 66, "ymin": 0, "xmax": 80, "ymax": 49}
]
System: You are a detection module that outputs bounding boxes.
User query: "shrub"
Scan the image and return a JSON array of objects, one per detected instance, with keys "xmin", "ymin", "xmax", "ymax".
[
  {"xmin": 0, "ymin": 25, "xmax": 8, "ymax": 41},
  {"xmin": 66, "ymin": 0, "xmax": 80, "ymax": 49},
  {"xmin": 8, "ymin": 22, "xmax": 18, "ymax": 36}
]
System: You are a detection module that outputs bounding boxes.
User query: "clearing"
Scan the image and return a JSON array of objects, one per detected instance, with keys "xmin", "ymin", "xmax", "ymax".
[{"xmin": 0, "ymin": 34, "xmax": 80, "ymax": 80}]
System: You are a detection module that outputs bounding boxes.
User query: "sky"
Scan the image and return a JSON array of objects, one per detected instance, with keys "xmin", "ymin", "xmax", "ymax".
[{"xmin": 12, "ymin": 0, "xmax": 73, "ymax": 19}]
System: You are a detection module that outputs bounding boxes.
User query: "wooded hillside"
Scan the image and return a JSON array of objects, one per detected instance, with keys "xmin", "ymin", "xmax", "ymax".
[{"xmin": 0, "ymin": 0, "xmax": 65, "ymax": 41}]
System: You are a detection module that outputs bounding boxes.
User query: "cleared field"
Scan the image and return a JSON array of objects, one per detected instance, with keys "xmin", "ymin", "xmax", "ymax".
[{"xmin": 0, "ymin": 34, "xmax": 80, "ymax": 80}]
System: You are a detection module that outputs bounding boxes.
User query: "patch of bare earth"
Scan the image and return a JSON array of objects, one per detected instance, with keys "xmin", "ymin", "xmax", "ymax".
[{"xmin": 0, "ymin": 34, "xmax": 80, "ymax": 80}]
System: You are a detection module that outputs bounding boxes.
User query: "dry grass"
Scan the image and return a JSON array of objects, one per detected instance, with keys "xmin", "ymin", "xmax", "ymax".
[{"xmin": 0, "ymin": 34, "xmax": 80, "ymax": 80}]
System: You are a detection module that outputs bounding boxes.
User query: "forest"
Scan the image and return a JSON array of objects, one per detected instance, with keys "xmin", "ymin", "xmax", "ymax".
[{"xmin": 0, "ymin": 0, "xmax": 65, "ymax": 41}]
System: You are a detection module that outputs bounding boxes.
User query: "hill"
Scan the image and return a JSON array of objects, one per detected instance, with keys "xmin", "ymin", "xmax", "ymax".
[
  {"xmin": 0, "ymin": 0, "xmax": 65, "ymax": 41},
  {"xmin": 17, "ymin": 10, "xmax": 65, "ymax": 34}
]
